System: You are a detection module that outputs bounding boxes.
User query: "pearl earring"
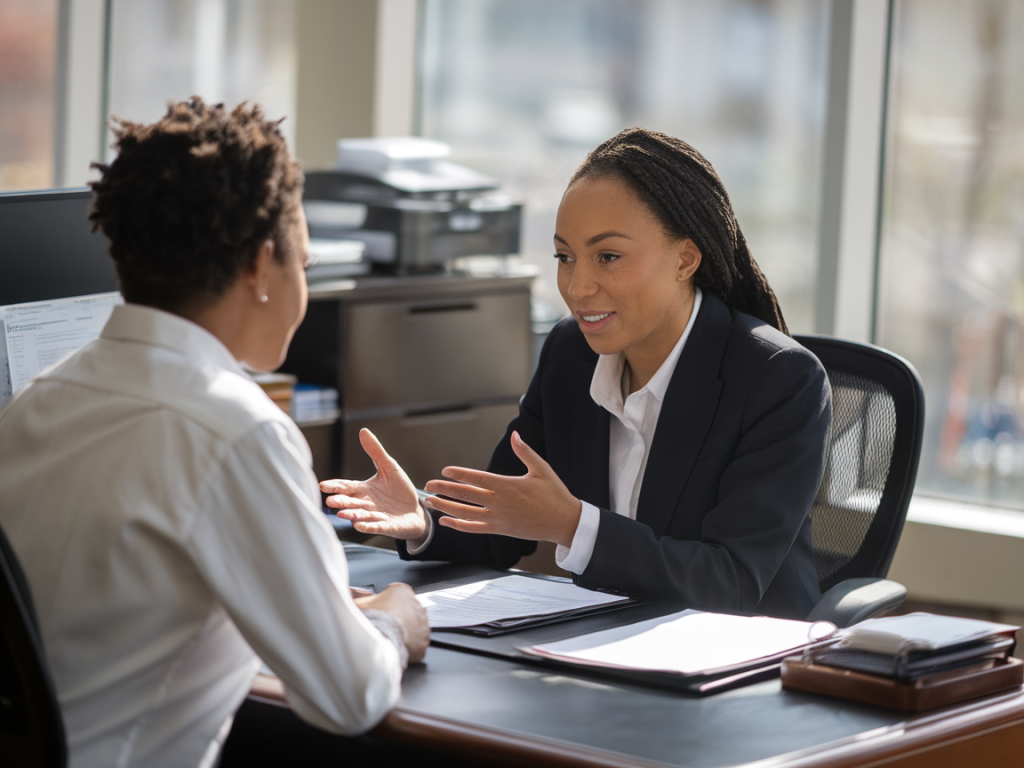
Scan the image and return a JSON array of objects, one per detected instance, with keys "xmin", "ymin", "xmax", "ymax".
[{"xmin": 260, "ymin": 295, "xmax": 269, "ymax": 303}]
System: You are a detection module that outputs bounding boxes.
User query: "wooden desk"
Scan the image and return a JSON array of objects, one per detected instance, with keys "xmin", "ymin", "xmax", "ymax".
[
  {"xmin": 248, "ymin": 650, "xmax": 1024, "ymax": 768},
  {"xmin": 238, "ymin": 545, "xmax": 1024, "ymax": 767}
]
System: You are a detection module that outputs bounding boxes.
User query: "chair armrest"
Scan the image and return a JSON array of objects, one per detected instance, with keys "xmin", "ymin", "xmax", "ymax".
[{"xmin": 806, "ymin": 577, "xmax": 907, "ymax": 628}]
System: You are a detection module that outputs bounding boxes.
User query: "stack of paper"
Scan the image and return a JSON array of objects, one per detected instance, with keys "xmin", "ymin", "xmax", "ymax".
[
  {"xmin": 808, "ymin": 613, "xmax": 1018, "ymax": 681},
  {"xmin": 249, "ymin": 372, "xmax": 297, "ymax": 415},
  {"xmin": 783, "ymin": 613, "xmax": 1022, "ymax": 711},
  {"xmin": 522, "ymin": 610, "xmax": 837, "ymax": 678},
  {"xmin": 416, "ymin": 575, "xmax": 632, "ymax": 636},
  {"xmin": 305, "ymin": 238, "xmax": 368, "ymax": 281},
  {"xmin": 292, "ymin": 383, "xmax": 340, "ymax": 423}
]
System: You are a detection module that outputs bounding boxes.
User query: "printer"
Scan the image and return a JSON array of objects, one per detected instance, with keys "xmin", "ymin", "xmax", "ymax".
[{"xmin": 303, "ymin": 137, "xmax": 522, "ymax": 273}]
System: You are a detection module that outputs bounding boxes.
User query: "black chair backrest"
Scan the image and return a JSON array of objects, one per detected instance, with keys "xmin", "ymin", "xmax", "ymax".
[
  {"xmin": 0, "ymin": 523, "xmax": 67, "ymax": 768},
  {"xmin": 794, "ymin": 335, "xmax": 925, "ymax": 594}
]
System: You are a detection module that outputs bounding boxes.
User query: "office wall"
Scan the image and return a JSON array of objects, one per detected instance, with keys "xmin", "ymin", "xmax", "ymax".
[{"xmin": 294, "ymin": 0, "xmax": 377, "ymax": 169}]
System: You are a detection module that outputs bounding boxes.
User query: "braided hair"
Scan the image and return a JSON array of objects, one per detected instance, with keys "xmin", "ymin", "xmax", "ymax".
[{"xmin": 570, "ymin": 127, "xmax": 788, "ymax": 335}]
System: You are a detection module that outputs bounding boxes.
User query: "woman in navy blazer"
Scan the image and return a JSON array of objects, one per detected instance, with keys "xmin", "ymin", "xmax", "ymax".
[{"xmin": 322, "ymin": 128, "xmax": 831, "ymax": 620}]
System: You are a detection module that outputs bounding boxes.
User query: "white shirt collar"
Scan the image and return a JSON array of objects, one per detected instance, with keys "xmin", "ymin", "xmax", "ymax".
[
  {"xmin": 101, "ymin": 303, "xmax": 246, "ymax": 376},
  {"xmin": 590, "ymin": 288, "xmax": 703, "ymax": 415}
]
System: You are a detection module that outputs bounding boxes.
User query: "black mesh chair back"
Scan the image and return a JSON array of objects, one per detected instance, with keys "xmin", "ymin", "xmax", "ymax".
[
  {"xmin": 794, "ymin": 335, "xmax": 925, "ymax": 595},
  {"xmin": 0, "ymin": 523, "xmax": 67, "ymax": 768}
]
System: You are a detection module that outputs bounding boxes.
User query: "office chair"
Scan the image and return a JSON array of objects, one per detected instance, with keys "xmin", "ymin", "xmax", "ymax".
[
  {"xmin": 0, "ymin": 523, "xmax": 67, "ymax": 768},
  {"xmin": 795, "ymin": 335, "xmax": 925, "ymax": 629}
]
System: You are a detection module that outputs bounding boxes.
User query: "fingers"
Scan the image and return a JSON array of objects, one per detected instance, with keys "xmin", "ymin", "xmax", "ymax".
[
  {"xmin": 437, "ymin": 515, "xmax": 496, "ymax": 535},
  {"xmin": 360, "ymin": 583, "xmax": 430, "ymax": 663},
  {"xmin": 319, "ymin": 478, "xmax": 360, "ymax": 494},
  {"xmin": 422, "ymin": 494, "xmax": 491, "ymax": 522},
  {"xmin": 333, "ymin": 505, "xmax": 384, "ymax": 521},
  {"xmin": 423, "ymin": 478, "xmax": 494, "ymax": 507},
  {"xmin": 351, "ymin": 520, "xmax": 393, "ymax": 535},
  {"xmin": 346, "ymin": 516, "xmax": 406, "ymax": 536},
  {"xmin": 324, "ymin": 493, "xmax": 375, "ymax": 510},
  {"xmin": 358, "ymin": 428, "xmax": 395, "ymax": 473},
  {"xmin": 509, "ymin": 430, "xmax": 549, "ymax": 474},
  {"xmin": 436, "ymin": 465, "xmax": 503, "ymax": 488}
]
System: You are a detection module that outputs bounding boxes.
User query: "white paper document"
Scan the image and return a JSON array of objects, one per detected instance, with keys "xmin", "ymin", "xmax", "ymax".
[
  {"xmin": 523, "ymin": 610, "xmax": 837, "ymax": 677},
  {"xmin": 1, "ymin": 292, "xmax": 122, "ymax": 407},
  {"xmin": 417, "ymin": 575, "xmax": 630, "ymax": 629}
]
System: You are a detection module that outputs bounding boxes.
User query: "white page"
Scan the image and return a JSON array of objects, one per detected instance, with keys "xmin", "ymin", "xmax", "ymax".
[
  {"xmin": 524, "ymin": 611, "xmax": 836, "ymax": 676},
  {"xmin": 3, "ymin": 292, "xmax": 123, "ymax": 401},
  {"xmin": 0, "ymin": 313, "xmax": 10, "ymax": 408},
  {"xmin": 417, "ymin": 575, "xmax": 628, "ymax": 629}
]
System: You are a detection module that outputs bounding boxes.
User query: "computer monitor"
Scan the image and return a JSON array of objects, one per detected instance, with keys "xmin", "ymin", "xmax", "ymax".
[{"xmin": 0, "ymin": 188, "xmax": 118, "ymax": 306}]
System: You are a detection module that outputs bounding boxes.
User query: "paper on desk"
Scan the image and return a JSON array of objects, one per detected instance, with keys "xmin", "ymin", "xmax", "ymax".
[
  {"xmin": 0, "ymin": 318, "xmax": 10, "ymax": 408},
  {"xmin": 523, "ymin": 610, "xmax": 837, "ymax": 676},
  {"xmin": 417, "ymin": 575, "xmax": 629, "ymax": 629},
  {"xmin": 1, "ymin": 292, "xmax": 122, "ymax": 407}
]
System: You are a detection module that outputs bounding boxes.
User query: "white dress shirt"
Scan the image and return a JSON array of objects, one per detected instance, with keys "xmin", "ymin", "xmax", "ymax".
[
  {"xmin": 556, "ymin": 289, "xmax": 703, "ymax": 574},
  {"xmin": 0, "ymin": 304, "xmax": 403, "ymax": 768}
]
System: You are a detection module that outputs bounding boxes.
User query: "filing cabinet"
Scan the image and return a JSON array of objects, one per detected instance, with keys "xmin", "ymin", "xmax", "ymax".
[{"xmin": 282, "ymin": 269, "xmax": 535, "ymax": 488}]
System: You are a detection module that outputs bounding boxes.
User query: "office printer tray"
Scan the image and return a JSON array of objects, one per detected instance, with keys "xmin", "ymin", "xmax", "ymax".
[{"xmin": 781, "ymin": 656, "xmax": 1023, "ymax": 711}]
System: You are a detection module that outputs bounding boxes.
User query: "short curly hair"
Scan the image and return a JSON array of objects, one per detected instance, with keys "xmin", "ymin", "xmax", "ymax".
[{"xmin": 89, "ymin": 97, "xmax": 303, "ymax": 311}]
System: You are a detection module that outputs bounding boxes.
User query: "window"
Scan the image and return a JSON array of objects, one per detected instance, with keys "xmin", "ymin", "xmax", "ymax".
[
  {"xmin": 106, "ymin": 0, "xmax": 297, "ymax": 156},
  {"xmin": 418, "ymin": 0, "xmax": 828, "ymax": 331},
  {"xmin": 0, "ymin": 0, "xmax": 59, "ymax": 191},
  {"xmin": 876, "ymin": 0, "xmax": 1024, "ymax": 510},
  {"xmin": 17, "ymin": 0, "xmax": 1024, "ymax": 517}
]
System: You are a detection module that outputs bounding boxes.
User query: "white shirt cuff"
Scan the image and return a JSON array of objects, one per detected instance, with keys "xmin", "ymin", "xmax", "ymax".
[
  {"xmin": 405, "ymin": 493, "xmax": 435, "ymax": 555},
  {"xmin": 554, "ymin": 501, "xmax": 600, "ymax": 574},
  {"xmin": 361, "ymin": 609, "xmax": 408, "ymax": 671}
]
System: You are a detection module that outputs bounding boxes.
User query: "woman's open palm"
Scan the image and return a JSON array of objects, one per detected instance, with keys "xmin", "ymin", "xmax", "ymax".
[{"xmin": 320, "ymin": 429, "xmax": 428, "ymax": 540}]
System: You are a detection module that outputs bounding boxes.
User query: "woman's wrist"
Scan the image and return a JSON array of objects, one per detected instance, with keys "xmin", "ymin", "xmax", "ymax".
[
  {"xmin": 404, "ymin": 499, "xmax": 433, "ymax": 552},
  {"xmin": 557, "ymin": 497, "xmax": 583, "ymax": 548}
]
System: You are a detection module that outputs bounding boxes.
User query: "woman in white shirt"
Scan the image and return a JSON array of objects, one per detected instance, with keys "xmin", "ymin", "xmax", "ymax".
[
  {"xmin": 0, "ymin": 98, "xmax": 427, "ymax": 768},
  {"xmin": 322, "ymin": 128, "xmax": 830, "ymax": 619}
]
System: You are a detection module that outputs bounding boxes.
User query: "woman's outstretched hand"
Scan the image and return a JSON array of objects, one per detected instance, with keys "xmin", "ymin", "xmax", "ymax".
[
  {"xmin": 319, "ymin": 429, "xmax": 428, "ymax": 542},
  {"xmin": 423, "ymin": 431, "xmax": 582, "ymax": 548}
]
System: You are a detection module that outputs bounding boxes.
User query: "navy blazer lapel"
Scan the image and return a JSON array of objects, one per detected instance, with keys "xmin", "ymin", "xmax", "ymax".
[
  {"xmin": 570, "ymin": 339, "xmax": 611, "ymax": 510},
  {"xmin": 636, "ymin": 294, "xmax": 731, "ymax": 537}
]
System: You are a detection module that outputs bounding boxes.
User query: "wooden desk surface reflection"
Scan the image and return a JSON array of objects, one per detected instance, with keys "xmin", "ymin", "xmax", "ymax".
[{"xmin": 249, "ymin": 647, "xmax": 1024, "ymax": 768}]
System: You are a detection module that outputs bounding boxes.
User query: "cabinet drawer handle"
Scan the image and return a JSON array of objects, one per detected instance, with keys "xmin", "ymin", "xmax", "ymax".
[
  {"xmin": 401, "ymin": 404, "xmax": 477, "ymax": 427},
  {"xmin": 408, "ymin": 302, "xmax": 477, "ymax": 315}
]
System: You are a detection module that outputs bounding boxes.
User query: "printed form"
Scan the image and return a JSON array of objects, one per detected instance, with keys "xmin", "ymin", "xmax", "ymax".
[
  {"xmin": 1, "ymin": 292, "xmax": 122, "ymax": 407},
  {"xmin": 418, "ymin": 575, "xmax": 628, "ymax": 629}
]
